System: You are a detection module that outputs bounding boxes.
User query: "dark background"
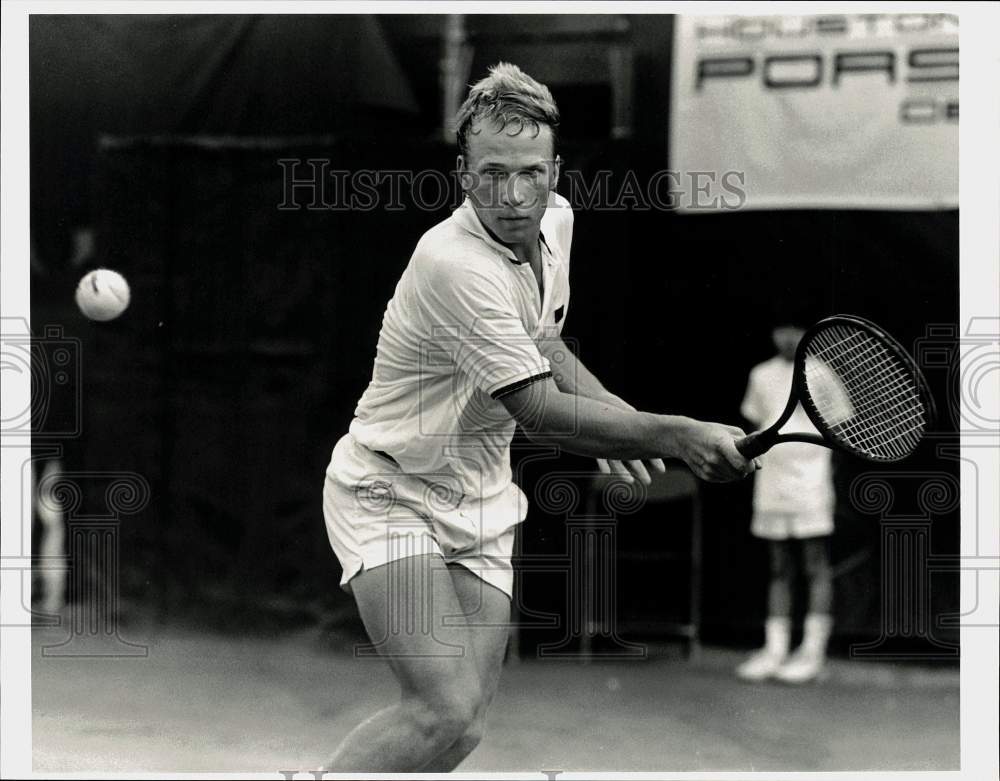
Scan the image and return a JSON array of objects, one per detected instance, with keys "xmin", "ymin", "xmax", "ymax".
[{"xmin": 29, "ymin": 14, "xmax": 960, "ymax": 654}]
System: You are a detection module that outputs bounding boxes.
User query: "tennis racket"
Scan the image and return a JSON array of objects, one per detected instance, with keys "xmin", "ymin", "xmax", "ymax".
[{"xmin": 735, "ymin": 315, "xmax": 935, "ymax": 463}]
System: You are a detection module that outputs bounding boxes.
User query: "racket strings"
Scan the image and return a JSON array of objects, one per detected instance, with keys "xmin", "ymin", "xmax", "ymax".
[
  {"xmin": 808, "ymin": 328, "xmax": 925, "ymax": 458},
  {"xmin": 814, "ymin": 335, "xmax": 907, "ymax": 394},
  {"xmin": 804, "ymin": 324, "xmax": 926, "ymax": 460},
  {"xmin": 814, "ymin": 346, "xmax": 924, "ymax": 456}
]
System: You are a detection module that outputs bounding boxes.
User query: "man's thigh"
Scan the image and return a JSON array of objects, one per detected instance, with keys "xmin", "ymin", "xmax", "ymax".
[
  {"xmin": 446, "ymin": 564, "xmax": 511, "ymax": 704},
  {"xmin": 349, "ymin": 553, "xmax": 483, "ymax": 704}
]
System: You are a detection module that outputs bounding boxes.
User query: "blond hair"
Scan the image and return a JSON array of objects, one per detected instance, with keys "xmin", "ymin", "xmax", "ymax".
[{"xmin": 455, "ymin": 62, "xmax": 560, "ymax": 158}]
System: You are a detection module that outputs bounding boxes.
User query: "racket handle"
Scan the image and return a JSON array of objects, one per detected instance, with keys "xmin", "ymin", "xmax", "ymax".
[{"xmin": 735, "ymin": 430, "xmax": 773, "ymax": 460}]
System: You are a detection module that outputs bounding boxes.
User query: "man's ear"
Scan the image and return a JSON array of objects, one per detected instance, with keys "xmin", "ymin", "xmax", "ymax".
[
  {"xmin": 456, "ymin": 154, "xmax": 472, "ymax": 192},
  {"xmin": 550, "ymin": 154, "xmax": 562, "ymax": 191}
]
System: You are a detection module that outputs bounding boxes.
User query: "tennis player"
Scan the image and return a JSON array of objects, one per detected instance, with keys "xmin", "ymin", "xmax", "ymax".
[
  {"xmin": 321, "ymin": 62, "xmax": 758, "ymax": 772},
  {"xmin": 736, "ymin": 322, "xmax": 835, "ymax": 683}
]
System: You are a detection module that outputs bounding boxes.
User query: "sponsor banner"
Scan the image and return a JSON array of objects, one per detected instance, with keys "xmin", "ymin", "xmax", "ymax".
[{"xmin": 671, "ymin": 13, "xmax": 959, "ymax": 211}]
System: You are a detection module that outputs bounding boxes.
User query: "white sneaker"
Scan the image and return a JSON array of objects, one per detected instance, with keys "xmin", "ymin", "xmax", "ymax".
[
  {"xmin": 736, "ymin": 650, "xmax": 787, "ymax": 681},
  {"xmin": 774, "ymin": 649, "xmax": 827, "ymax": 684}
]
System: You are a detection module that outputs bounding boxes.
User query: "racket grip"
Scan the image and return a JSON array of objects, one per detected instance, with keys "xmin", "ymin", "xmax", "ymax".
[{"xmin": 735, "ymin": 430, "xmax": 772, "ymax": 460}]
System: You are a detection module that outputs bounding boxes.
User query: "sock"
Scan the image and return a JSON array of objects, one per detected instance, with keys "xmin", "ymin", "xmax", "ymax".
[
  {"xmin": 764, "ymin": 615, "xmax": 791, "ymax": 657},
  {"xmin": 802, "ymin": 613, "xmax": 833, "ymax": 657}
]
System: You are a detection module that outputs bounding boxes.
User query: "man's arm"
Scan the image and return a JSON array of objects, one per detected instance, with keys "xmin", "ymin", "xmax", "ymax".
[
  {"xmin": 539, "ymin": 336, "xmax": 664, "ymax": 483},
  {"xmin": 498, "ymin": 376, "xmax": 756, "ymax": 483},
  {"xmin": 540, "ymin": 336, "xmax": 630, "ymax": 410}
]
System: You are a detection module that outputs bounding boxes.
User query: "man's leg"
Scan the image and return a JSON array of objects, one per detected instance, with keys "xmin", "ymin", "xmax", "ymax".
[
  {"xmin": 767, "ymin": 538, "xmax": 795, "ymax": 619},
  {"xmin": 418, "ymin": 564, "xmax": 511, "ymax": 771},
  {"xmin": 737, "ymin": 539, "xmax": 794, "ymax": 680},
  {"xmin": 323, "ymin": 553, "xmax": 488, "ymax": 772},
  {"xmin": 776, "ymin": 535, "xmax": 833, "ymax": 682},
  {"xmin": 801, "ymin": 535, "xmax": 833, "ymax": 616}
]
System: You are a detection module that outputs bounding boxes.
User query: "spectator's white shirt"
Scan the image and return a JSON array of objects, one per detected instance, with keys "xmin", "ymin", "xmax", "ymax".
[
  {"xmin": 741, "ymin": 355, "xmax": 834, "ymax": 513},
  {"xmin": 348, "ymin": 191, "xmax": 573, "ymax": 500}
]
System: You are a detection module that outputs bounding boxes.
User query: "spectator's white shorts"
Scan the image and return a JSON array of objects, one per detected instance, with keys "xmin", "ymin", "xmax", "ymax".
[
  {"xmin": 322, "ymin": 434, "xmax": 523, "ymax": 598},
  {"xmin": 751, "ymin": 510, "xmax": 834, "ymax": 541}
]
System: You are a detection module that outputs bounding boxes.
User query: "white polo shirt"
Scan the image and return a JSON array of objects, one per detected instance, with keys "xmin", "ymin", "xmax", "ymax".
[
  {"xmin": 741, "ymin": 355, "xmax": 834, "ymax": 514},
  {"xmin": 346, "ymin": 191, "xmax": 574, "ymax": 500}
]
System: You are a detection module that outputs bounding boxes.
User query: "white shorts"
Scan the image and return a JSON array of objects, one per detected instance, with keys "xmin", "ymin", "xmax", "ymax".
[
  {"xmin": 322, "ymin": 434, "xmax": 523, "ymax": 598},
  {"xmin": 751, "ymin": 509, "xmax": 834, "ymax": 541}
]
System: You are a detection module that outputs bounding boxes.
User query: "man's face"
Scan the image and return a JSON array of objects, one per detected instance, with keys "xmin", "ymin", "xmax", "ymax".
[
  {"xmin": 772, "ymin": 325, "xmax": 805, "ymax": 361},
  {"xmin": 458, "ymin": 120, "xmax": 559, "ymax": 248}
]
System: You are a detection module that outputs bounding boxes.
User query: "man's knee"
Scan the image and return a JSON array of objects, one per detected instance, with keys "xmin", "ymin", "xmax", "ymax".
[
  {"xmin": 406, "ymin": 685, "xmax": 483, "ymax": 747},
  {"xmin": 804, "ymin": 557, "xmax": 831, "ymax": 580},
  {"xmin": 451, "ymin": 716, "xmax": 486, "ymax": 757}
]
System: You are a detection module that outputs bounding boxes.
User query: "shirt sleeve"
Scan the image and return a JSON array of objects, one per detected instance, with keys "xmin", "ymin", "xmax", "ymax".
[
  {"xmin": 740, "ymin": 367, "xmax": 765, "ymax": 426},
  {"xmin": 416, "ymin": 252, "xmax": 551, "ymax": 399}
]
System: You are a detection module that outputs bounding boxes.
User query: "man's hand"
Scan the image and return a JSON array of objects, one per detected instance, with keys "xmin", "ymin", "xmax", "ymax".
[
  {"xmin": 672, "ymin": 419, "xmax": 762, "ymax": 483},
  {"xmin": 596, "ymin": 457, "xmax": 666, "ymax": 486}
]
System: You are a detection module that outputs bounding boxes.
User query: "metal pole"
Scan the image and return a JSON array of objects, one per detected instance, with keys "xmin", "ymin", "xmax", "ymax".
[{"xmin": 440, "ymin": 15, "xmax": 471, "ymax": 144}]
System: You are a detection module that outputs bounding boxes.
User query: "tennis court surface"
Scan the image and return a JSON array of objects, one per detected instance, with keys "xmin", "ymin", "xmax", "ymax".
[{"xmin": 32, "ymin": 623, "xmax": 958, "ymax": 773}]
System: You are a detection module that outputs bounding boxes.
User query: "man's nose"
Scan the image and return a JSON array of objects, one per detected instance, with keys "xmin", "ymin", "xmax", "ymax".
[
  {"xmin": 496, "ymin": 177, "xmax": 513, "ymax": 206},
  {"xmin": 506, "ymin": 174, "xmax": 532, "ymax": 206}
]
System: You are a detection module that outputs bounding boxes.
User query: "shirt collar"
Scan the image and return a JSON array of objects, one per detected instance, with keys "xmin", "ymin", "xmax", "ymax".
[{"xmin": 453, "ymin": 197, "xmax": 552, "ymax": 266}]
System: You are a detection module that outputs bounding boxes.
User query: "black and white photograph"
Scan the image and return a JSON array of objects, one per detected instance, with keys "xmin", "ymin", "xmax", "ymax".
[{"xmin": 1, "ymin": 2, "xmax": 997, "ymax": 778}]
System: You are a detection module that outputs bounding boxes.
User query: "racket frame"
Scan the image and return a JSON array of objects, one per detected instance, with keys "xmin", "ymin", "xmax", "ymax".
[{"xmin": 737, "ymin": 315, "xmax": 936, "ymax": 463}]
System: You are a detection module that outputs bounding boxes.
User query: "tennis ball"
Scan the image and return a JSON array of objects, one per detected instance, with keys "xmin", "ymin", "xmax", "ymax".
[{"xmin": 75, "ymin": 268, "xmax": 131, "ymax": 321}]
